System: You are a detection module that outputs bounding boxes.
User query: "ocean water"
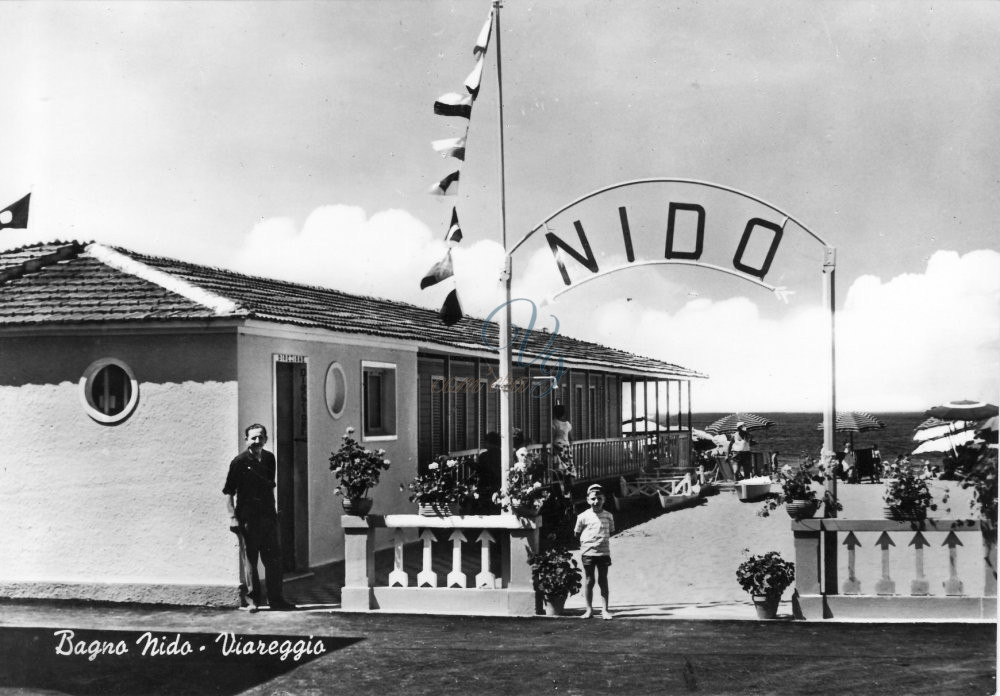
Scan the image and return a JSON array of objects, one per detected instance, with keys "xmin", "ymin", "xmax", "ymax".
[{"xmin": 692, "ymin": 411, "xmax": 932, "ymax": 463}]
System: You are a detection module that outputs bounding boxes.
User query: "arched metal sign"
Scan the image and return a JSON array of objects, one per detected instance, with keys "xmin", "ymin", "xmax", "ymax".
[{"xmin": 498, "ymin": 177, "xmax": 840, "ymax": 515}]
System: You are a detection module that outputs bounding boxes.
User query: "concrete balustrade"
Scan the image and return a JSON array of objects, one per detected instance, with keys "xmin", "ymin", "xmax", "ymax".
[
  {"xmin": 341, "ymin": 514, "xmax": 540, "ymax": 616},
  {"xmin": 793, "ymin": 518, "xmax": 996, "ymax": 620}
]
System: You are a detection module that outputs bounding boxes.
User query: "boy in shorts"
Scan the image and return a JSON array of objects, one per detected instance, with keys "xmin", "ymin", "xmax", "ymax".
[{"xmin": 574, "ymin": 484, "xmax": 615, "ymax": 619}]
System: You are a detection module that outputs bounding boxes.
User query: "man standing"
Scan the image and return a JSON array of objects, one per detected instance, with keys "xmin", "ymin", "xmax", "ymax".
[
  {"xmin": 223, "ymin": 423, "xmax": 296, "ymax": 611},
  {"xmin": 731, "ymin": 422, "xmax": 753, "ymax": 479}
]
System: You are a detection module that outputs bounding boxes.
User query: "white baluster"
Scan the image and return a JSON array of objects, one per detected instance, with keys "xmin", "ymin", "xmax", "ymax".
[
  {"xmin": 874, "ymin": 531, "xmax": 896, "ymax": 595},
  {"xmin": 417, "ymin": 529, "xmax": 438, "ymax": 588},
  {"xmin": 841, "ymin": 531, "xmax": 862, "ymax": 594},
  {"xmin": 909, "ymin": 531, "xmax": 930, "ymax": 595},
  {"xmin": 942, "ymin": 531, "xmax": 965, "ymax": 595},
  {"xmin": 388, "ymin": 528, "xmax": 409, "ymax": 588},
  {"xmin": 447, "ymin": 529, "xmax": 468, "ymax": 588},
  {"xmin": 475, "ymin": 530, "xmax": 497, "ymax": 588}
]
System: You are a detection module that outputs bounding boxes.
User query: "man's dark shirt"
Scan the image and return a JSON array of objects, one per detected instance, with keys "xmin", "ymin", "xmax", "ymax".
[{"xmin": 223, "ymin": 449, "xmax": 277, "ymax": 521}]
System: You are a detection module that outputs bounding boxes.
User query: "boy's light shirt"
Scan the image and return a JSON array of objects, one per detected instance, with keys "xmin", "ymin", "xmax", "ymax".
[{"xmin": 575, "ymin": 508, "xmax": 615, "ymax": 557}]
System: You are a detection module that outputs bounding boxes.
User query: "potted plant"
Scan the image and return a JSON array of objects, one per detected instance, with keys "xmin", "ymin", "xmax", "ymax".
[
  {"xmin": 759, "ymin": 459, "xmax": 841, "ymax": 519},
  {"xmin": 404, "ymin": 455, "xmax": 477, "ymax": 516},
  {"xmin": 883, "ymin": 461, "xmax": 938, "ymax": 521},
  {"xmin": 328, "ymin": 426, "xmax": 390, "ymax": 516},
  {"xmin": 500, "ymin": 448, "xmax": 551, "ymax": 517},
  {"xmin": 735, "ymin": 550, "xmax": 795, "ymax": 619},
  {"xmin": 528, "ymin": 544, "xmax": 582, "ymax": 616}
]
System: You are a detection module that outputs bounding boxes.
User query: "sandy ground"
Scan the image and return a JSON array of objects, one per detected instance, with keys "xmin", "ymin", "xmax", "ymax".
[{"xmin": 565, "ymin": 480, "xmax": 977, "ymax": 619}]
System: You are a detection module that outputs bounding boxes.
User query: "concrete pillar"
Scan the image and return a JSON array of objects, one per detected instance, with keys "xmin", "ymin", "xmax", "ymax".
[{"xmin": 341, "ymin": 516, "xmax": 375, "ymax": 611}]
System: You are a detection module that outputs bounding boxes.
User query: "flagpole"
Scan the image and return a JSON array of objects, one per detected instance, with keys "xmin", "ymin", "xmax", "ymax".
[{"xmin": 493, "ymin": 0, "xmax": 513, "ymax": 508}]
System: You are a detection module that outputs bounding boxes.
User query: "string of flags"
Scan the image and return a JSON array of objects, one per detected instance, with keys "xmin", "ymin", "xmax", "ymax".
[
  {"xmin": 0, "ymin": 193, "xmax": 31, "ymax": 229},
  {"xmin": 422, "ymin": 6, "xmax": 494, "ymax": 326}
]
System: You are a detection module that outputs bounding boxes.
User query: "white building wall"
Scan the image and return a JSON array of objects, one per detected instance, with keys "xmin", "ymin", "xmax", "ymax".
[{"xmin": 0, "ymin": 329, "xmax": 240, "ymax": 604}]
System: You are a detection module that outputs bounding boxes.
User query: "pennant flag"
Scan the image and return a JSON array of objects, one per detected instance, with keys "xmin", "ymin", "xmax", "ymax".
[
  {"xmin": 420, "ymin": 249, "xmax": 455, "ymax": 289},
  {"xmin": 444, "ymin": 207, "xmax": 462, "ymax": 244},
  {"xmin": 0, "ymin": 193, "xmax": 31, "ymax": 229},
  {"xmin": 464, "ymin": 56, "xmax": 485, "ymax": 98},
  {"xmin": 428, "ymin": 170, "xmax": 460, "ymax": 196},
  {"xmin": 434, "ymin": 92, "xmax": 473, "ymax": 119},
  {"xmin": 440, "ymin": 287, "xmax": 463, "ymax": 326},
  {"xmin": 473, "ymin": 9, "xmax": 494, "ymax": 57},
  {"xmin": 431, "ymin": 135, "xmax": 466, "ymax": 161}
]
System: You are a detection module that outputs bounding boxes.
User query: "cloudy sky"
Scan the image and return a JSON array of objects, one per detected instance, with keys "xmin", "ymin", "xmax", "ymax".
[{"xmin": 1, "ymin": 0, "xmax": 997, "ymax": 413}]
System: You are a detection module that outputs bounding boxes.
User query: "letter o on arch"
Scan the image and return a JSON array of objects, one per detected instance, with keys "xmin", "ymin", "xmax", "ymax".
[{"xmin": 732, "ymin": 217, "xmax": 784, "ymax": 279}]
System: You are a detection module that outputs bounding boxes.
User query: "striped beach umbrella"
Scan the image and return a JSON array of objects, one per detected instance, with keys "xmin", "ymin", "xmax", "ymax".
[
  {"xmin": 925, "ymin": 400, "xmax": 999, "ymax": 422},
  {"xmin": 704, "ymin": 413, "xmax": 775, "ymax": 435},
  {"xmin": 815, "ymin": 411, "xmax": 885, "ymax": 449}
]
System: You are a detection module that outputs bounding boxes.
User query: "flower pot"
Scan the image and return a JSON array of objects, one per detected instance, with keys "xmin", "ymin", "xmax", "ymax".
[
  {"xmin": 884, "ymin": 505, "xmax": 926, "ymax": 522},
  {"xmin": 785, "ymin": 499, "xmax": 820, "ymax": 520},
  {"xmin": 418, "ymin": 502, "xmax": 460, "ymax": 517},
  {"xmin": 542, "ymin": 592, "xmax": 568, "ymax": 616},
  {"xmin": 752, "ymin": 593, "xmax": 781, "ymax": 620},
  {"xmin": 511, "ymin": 500, "xmax": 543, "ymax": 517},
  {"xmin": 342, "ymin": 497, "xmax": 373, "ymax": 517}
]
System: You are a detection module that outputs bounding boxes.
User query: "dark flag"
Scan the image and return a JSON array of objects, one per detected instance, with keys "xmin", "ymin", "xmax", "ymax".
[
  {"xmin": 439, "ymin": 288, "xmax": 463, "ymax": 326},
  {"xmin": 420, "ymin": 249, "xmax": 454, "ymax": 290},
  {"xmin": 444, "ymin": 207, "xmax": 462, "ymax": 244},
  {"xmin": 433, "ymin": 92, "xmax": 473, "ymax": 119},
  {"xmin": 428, "ymin": 170, "xmax": 460, "ymax": 196},
  {"xmin": 0, "ymin": 193, "xmax": 31, "ymax": 229}
]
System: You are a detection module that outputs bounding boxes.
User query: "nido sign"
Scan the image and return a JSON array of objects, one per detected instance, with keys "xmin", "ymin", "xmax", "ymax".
[{"xmin": 510, "ymin": 178, "xmax": 832, "ymax": 302}]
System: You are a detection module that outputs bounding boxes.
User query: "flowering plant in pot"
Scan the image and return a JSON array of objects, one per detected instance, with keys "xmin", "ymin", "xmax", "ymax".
[
  {"xmin": 328, "ymin": 426, "xmax": 390, "ymax": 516},
  {"xmin": 404, "ymin": 455, "xmax": 477, "ymax": 516},
  {"xmin": 528, "ymin": 544, "xmax": 582, "ymax": 616},
  {"xmin": 758, "ymin": 460, "xmax": 841, "ymax": 519},
  {"xmin": 735, "ymin": 550, "xmax": 795, "ymax": 619},
  {"xmin": 500, "ymin": 449, "xmax": 551, "ymax": 516},
  {"xmin": 883, "ymin": 461, "xmax": 938, "ymax": 521}
]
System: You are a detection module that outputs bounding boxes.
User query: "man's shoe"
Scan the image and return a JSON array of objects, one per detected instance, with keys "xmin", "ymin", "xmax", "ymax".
[
  {"xmin": 239, "ymin": 601, "xmax": 259, "ymax": 613},
  {"xmin": 268, "ymin": 600, "xmax": 297, "ymax": 611}
]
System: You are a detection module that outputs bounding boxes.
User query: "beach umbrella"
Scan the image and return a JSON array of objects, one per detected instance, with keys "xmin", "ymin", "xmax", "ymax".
[
  {"xmin": 925, "ymin": 400, "xmax": 999, "ymax": 422},
  {"xmin": 704, "ymin": 413, "xmax": 775, "ymax": 435},
  {"xmin": 914, "ymin": 419, "xmax": 970, "ymax": 442},
  {"xmin": 815, "ymin": 410, "xmax": 885, "ymax": 449},
  {"xmin": 912, "ymin": 428, "xmax": 978, "ymax": 455}
]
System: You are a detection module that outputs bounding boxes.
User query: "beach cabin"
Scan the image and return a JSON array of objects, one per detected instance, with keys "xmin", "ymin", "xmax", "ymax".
[{"xmin": 0, "ymin": 241, "xmax": 703, "ymax": 606}]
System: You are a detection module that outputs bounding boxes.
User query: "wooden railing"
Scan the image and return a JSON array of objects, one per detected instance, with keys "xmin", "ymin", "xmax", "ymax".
[
  {"xmin": 793, "ymin": 518, "xmax": 996, "ymax": 620},
  {"xmin": 341, "ymin": 514, "xmax": 540, "ymax": 616},
  {"xmin": 450, "ymin": 431, "xmax": 693, "ymax": 486}
]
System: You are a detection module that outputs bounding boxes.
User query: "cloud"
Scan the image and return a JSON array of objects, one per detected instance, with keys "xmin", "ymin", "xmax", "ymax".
[
  {"xmin": 557, "ymin": 250, "xmax": 998, "ymax": 412},
  {"xmin": 227, "ymin": 208, "xmax": 998, "ymax": 413}
]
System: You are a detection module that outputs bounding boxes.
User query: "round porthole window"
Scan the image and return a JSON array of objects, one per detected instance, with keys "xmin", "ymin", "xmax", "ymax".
[
  {"xmin": 325, "ymin": 362, "xmax": 347, "ymax": 418},
  {"xmin": 80, "ymin": 358, "xmax": 139, "ymax": 424}
]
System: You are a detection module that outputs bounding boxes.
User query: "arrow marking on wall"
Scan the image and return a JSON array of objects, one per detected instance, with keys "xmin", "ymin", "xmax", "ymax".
[{"xmin": 388, "ymin": 528, "xmax": 409, "ymax": 588}]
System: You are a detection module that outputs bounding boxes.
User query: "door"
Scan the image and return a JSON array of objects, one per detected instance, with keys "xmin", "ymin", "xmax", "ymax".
[{"xmin": 275, "ymin": 357, "xmax": 309, "ymax": 573}]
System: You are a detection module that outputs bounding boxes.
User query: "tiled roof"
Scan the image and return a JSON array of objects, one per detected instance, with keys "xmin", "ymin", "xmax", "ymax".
[{"xmin": 0, "ymin": 241, "xmax": 705, "ymax": 379}]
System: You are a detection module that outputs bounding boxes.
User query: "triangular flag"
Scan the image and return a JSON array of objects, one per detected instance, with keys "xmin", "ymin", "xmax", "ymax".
[
  {"xmin": 434, "ymin": 92, "xmax": 472, "ymax": 119},
  {"xmin": 440, "ymin": 287, "xmax": 463, "ymax": 326},
  {"xmin": 429, "ymin": 170, "xmax": 460, "ymax": 196},
  {"xmin": 0, "ymin": 193, "xmax": 31, "ymax": 229},
  {"xmin": 420, "ymin": 249, "xmax": 454, "ymax": 290},
  {"xmin": 431, "ymin": 135, "xmax": 466, "ymax": 161},
  {"xmin": 444, "ymin": 207, "xmax": 462, "ymax": 244},
  {"xmin": 473, "ymin": 9, "xmax": 494, "ymax": 57},
  {"xmin": 464, "ymin": 55, "xmax": 485, "ymax": 98}
]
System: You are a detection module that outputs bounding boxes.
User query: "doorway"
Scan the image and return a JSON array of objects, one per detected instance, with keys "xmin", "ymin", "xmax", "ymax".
[{"xmin": 274, "ymin": 356, "xmax": 309, "ymax": 573}]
